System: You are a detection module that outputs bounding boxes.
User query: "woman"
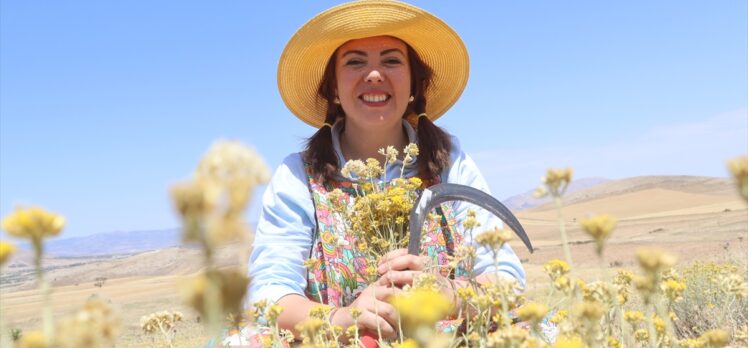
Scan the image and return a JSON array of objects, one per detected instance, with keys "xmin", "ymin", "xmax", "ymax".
[{"xmin": 247, "ymin": 0, "xmax": 525, "ymax": 342}]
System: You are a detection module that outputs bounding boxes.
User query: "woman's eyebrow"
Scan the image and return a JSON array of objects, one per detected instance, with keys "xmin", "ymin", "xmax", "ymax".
[
  {"xmin": 380, "ymin": 48, "xmax": 405, "ymax": 56},
  {"xmin": 341, "ymin": 50, "xmax": 367, "ymax": 58}
]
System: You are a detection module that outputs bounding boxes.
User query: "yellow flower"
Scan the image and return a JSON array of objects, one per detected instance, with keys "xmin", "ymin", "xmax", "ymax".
[
  {"xmin": 0, "ymin": 240, "xmax": 16, "ymax": 266},
  {"xmin": 463, "ymin": 209, "xmax": 481, "ymax": 230},
  {"xmin": 662, "ymin": 278, "xmax": 686, "ymax": 302},
  {"xmin": 634, "ymin": 329, "xmax": 649, "ymax": 342},
  {"xmin": 341, "ymin": 159, "xmax": 366, "ymax": 179},
  {"xmin": 550, "ymin": 309, "xmax": 568, "ymax": 324},
  {"xmin": 700, "ymin": 329, "xmax": 729, "ymax": 347},
  {"xmin": 624, "ymin": 310, "xmax": 645, "ymax": 327},
  {"xmin": 553, "ymin": 334, "xmax": 583, "ymax": 348},
  {"xmin": 636, "ymin": 247, "xmax": 677, "ymax": 273},
  {"xmin": 475, "ymin": 227, "xmax": 512, "ymax": 251},
  {"xmin": 541, "ymin": 167, "xmax": 573, "ymax": 197},
  {"xmin": 394, "ymin": 338, "xmax": 420, "ymax": 348},
  {"xmin": 517, "ymin": 302, "xmax": 548, "ymax": 324},
  {"xmin": 182, "ymin": 268, "xmax": 249, "ymax": 321},
  {"xmin": 403, "ymin": 143, "xmax": 419, "ymax": 157},
  {"xmin": 2, "ymin": 206, "xmax": 65, "ymax": 242},
  {"xmin": 543, "ymin": 259, "xmax": 571, "ymax": 280},
  {"xmin": 727, "ymin": 156, "xmax": 748, "ymax": 202},
  {"xmin": 607, "ymin": 336, "xmax": 622, "ymax": 348},
  {"xmin": 390, "ymin": 289, "xmax": 453, "ymax": 330},
  {"xmin": 16, "ymin": 330, "xmax": 48, "ymax": 348},
  {"xmin": 349, "ymin": 307, "xmax": 362, "ymax": 320},
  {"xmin": 267, "ymin": 304, "xmax": 284, "ymax": 324},
  {"xmin": 573, "ymin": 301, "xmax": 604, "ymax": 321},
  {"xmin": 580, "ymin": 214, "xmax": 616, "ymax": 254},
  {"xmin": 364, "ymin": 158, "xmax": 383, "ymax": 179}
]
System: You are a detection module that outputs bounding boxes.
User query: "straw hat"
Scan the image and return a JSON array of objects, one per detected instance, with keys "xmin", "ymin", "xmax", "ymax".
[{"xmin": 277, "ymin": 0, "xmax": 469, "ymax": 128}]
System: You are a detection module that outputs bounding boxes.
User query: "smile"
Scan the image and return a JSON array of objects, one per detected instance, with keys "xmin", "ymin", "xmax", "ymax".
[{"xmin": 359, "ymin": 93, "xmax": 390, "ymax": 103}]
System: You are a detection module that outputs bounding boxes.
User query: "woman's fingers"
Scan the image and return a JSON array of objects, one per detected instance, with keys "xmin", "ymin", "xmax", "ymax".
[
  {"xmin": 378, "ymin": 248, "xmax": 408, "ymax": 265},
  {"xmin": 369, "ymin": 285, "xmax": 401, "ymax": 301},
  {"xmin": 358, "ymin": 308, "xmax": 397, "ymax": 339},
  {"xmin": 378, "ymin": 253, "xmax": 431, "ymax": 273},
  {"xmin": 377, "ymin": 270, "xmax": 420, "ymax": 287}
]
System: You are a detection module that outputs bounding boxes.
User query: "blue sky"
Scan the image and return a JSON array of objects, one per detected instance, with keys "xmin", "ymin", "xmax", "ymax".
[{"xmin": 1, "ymin": 1, "xmax": 746, "ymax": 238}]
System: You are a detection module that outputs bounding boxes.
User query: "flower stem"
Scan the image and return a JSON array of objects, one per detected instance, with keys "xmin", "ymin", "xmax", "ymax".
[{"xmin": 553, "ymin": 196, "xmax": 574, "ymax": 269}]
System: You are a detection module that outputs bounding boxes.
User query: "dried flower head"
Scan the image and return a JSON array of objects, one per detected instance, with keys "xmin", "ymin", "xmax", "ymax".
[
  {"xmin": 182, "ymin": 268, "xmax": 249, "ymax": 324},
  {"xmin": 727, "ymin": 156, "xmax": 748, "ymax": 202},
  {"xmin": 579, "ymin": 214, "xmax": 616, "ymax": 255},
  {"xmin": 2, "ymin": 206, "xmax": 65, "ymax": 243},
  {"xmin": 540, "ymin": 167, "xmax": 573, "ymax": 197},
  {"xmin": 636, "ymin": 247, "xmax": 677, "ymax": 274},
  {"xmin": 552, "ymin": 334, "xmax": 584, "ymax": 348},
  {"xmin": 573, "ymin": 301, "xmax": 604, "ymax": 321},
  {"xmin": 0, "ymin": 240, "xmax": 16, "ymax": 266},
  {"xmin": 475, "ymin": 227, "xmax": 512, "ymax": 251},
  {"xmin": 16, "ymin": 330, "xmax": 47, "ymax": 348},
  {"xmin": 544, "ymin": 259, "xmax": 571, "ymax": 280},
  {"xmin": 390, "ymin": 288, "xmax": 453, "ymax": 332},
  {"xmin": 517, "ymin": 302, "xmax": 548, "ymax": 324},
  {"xmin": 341, "ymin": 159, "xmax": 366, "ymax": 179},
  {"xmin": 403, "ymin": 143, "xmax": 419, "ymax": 164},
  {"xmin": 700, "ymin": 329, "xmax": 730, "ymax": 347},
  {"xmin": 463, "ymin": 209, "xmax": 481, "ymax": 230},
  {"xmin": 57, "ymin": 296, "xmax": 121, "ymax": 348}
]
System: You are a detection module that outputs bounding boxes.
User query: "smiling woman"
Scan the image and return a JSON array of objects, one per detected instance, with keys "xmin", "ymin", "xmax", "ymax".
[{"xmin": 239, "ymin": 0, "xmax": 526, "ymax": 346}]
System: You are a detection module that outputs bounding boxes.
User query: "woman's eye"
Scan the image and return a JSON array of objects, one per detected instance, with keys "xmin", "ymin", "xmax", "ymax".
[
  {"xmin": 383, "ymin": 58, "xmax": 402, "ymax": 66},
  {"xmin": 345, "ymin": 59, "xmax": 365, "ymax": 66}
]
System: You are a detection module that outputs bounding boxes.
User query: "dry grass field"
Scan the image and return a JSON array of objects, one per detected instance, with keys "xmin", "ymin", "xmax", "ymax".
[{"xmin": 1, "ymin": 175, "xmax": 746, "ymax": 346}]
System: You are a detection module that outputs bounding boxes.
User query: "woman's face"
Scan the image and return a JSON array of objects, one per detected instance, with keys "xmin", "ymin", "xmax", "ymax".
[{"xmin": 334, "ymin": 36, "xmax": 411, "ymax": 131}]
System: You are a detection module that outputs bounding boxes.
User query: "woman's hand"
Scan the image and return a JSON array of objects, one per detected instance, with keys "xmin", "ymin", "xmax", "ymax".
[
  {"xmin": 375, "ymin": 248, "xmax": 460, "ymax": 315},
  {"xmin": 331, "ymin": 284, "xmax": 401, "ymax": 339}
]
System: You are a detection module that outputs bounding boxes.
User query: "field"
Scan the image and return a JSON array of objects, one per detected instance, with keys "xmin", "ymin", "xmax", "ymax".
[{"xmin": 1, "ymin": 175, "xmax": 746, "ymax": 346}]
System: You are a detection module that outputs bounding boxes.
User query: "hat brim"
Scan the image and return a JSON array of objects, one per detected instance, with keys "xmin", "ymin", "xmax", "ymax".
[{"xmin": 277, "ymin": 0, "xmax": 469, "ymax": 128}]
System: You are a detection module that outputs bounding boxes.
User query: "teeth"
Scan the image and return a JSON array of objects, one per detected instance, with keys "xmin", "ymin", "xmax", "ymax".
[{"xmin": 362, "ymin": 94, "xmax": 387, "ymax": 103}]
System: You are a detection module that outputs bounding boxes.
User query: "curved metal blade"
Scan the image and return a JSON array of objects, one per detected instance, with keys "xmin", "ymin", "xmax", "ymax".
[{"xmin": 407, "ymin": 183, "xmax": 533, "ymax": 255}]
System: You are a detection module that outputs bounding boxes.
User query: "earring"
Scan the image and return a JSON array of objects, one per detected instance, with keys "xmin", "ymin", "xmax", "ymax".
[
  {"xmin": 408, "ymin": 96, "xmax": 414, "ymax": 103},
  {"xmin": 333, "ymin": 97, "xmax": 340, "ymax": 104}
]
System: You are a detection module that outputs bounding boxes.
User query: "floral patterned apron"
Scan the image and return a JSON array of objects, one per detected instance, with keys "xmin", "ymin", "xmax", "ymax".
[{"xmin": 303, "ymin": 164, "xmax": 468, "ymax": 307}]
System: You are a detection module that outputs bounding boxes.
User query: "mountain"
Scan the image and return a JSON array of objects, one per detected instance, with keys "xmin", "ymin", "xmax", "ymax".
[
  {"xmin": 12, "ymin": 229, "xmax": 183, "ymax": 257},
  {"xmin": 502, "ymin": 177, "xmax": 610, "ymax": 211}
]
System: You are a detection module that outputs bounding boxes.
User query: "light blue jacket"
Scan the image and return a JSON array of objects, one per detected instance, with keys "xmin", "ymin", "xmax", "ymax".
[{"xmin": 248, "ymin": 121, "xmax": 526, "ymax": 304}]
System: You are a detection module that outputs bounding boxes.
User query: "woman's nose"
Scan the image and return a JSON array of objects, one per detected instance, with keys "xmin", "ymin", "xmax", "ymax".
[{"xmin": 365, "ymin": 69, "xmax": 384, "ymax": 83}]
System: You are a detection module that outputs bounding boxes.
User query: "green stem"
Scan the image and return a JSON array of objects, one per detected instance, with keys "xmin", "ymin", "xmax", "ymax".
[
  {"xmin": 553, "ymin": 196, "xmax": 574, "ymax": 269},
  {"xmin": 34, "ymin": 242, "xmax": 54, "ymax": 345}
]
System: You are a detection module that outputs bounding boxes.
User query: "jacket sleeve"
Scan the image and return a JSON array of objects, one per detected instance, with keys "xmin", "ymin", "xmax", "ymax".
[
  {"xmin": 248, "ymin": 153, "xmax": 316, "ymax": 304},
  {"xmin": 443, "ymin": 137, "xmax": 527, "ymax": 289}
]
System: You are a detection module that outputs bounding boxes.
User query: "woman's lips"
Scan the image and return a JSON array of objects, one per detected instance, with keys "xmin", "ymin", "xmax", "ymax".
[{"xmin": 359, "ymin": 93, "xmax": 391, "ymax": 106}]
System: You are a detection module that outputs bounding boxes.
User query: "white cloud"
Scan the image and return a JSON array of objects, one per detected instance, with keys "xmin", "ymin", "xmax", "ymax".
[{"xmin": 472, "ymin": 108, "xmax": 748, "ymax": 199}]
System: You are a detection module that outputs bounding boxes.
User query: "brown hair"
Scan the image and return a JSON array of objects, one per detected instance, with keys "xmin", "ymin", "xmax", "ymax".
[{"xmin": 304, "ymin": 41, "xmax": 452, "ymax": 184}]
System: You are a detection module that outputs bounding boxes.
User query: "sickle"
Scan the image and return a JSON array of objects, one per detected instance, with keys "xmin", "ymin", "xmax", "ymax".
[{"xmin": 407, "ymin": 183, "xmax": 533, "ymax": 255}]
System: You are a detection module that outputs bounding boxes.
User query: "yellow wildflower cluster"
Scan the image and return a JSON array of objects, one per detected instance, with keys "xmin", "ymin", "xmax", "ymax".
[
  {"xmin": 579, "ymin": 214, "xmax": 616, "ymax": 255},
  {"xmin": 2, "ymin": 206, "xmax": 65, "ymax": 245},
  {"xmin": 140, "ymin": 310, "xmax": 183, "ymax": 347},
  {"xmin": 333, "ymin": 144, "xmax": 425, "ymax": 263},
  {"xmin": 390, "ymin": 288, "xmax": 453, "ymax": 334},
  {"xmin": 0, "ymin": 240, "xmax": 16, "ymax": 266},
  {"xmin": 727, "ymin": 155, "xmax": 748, "ymax": 202},
  {"xmin": 171, "ymin": 140, "xmax": 270, "ymax": 246},
  {"xmin": 56, "ymin": 296, "xmax": 120, "ymax": 348},
  {"xmin": 475, "ymin": 227, "xmax": 512, "ymax": 251},
  {"xmin": 535, "ymin": 167, "xmax": 573, "ymax": 198},
  {"xmin": 140, "ymin": 310, "xmax": 183, "ymax": 334},
  {"xmin": 182, "ymin": 268, "xmax": 249, "ymax": 327}
]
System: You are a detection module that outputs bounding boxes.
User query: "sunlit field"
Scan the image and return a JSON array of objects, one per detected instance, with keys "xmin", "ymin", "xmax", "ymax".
[{"xmin": 1, "ymin": 143, "xmax": 746, "ymax": 347}]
